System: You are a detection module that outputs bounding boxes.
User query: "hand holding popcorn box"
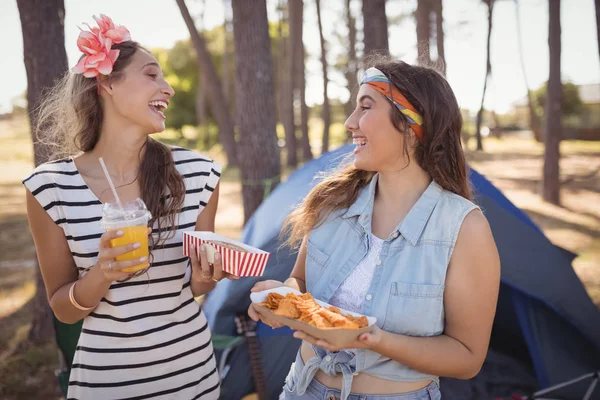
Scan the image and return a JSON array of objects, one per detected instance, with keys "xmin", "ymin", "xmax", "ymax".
[{"xmin": 183, "ymin": 232, "xmax": 270, "ymax": 277}]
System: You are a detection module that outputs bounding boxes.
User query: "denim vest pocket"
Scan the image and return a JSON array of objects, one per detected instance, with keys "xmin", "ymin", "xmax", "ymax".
[
  {"xmin": 306, "ymin": 239, "xmax": 331, "ymax": 285},
  {"xmin": 382, "ymin": 282, "xmax": 444, "ymax": 336}
]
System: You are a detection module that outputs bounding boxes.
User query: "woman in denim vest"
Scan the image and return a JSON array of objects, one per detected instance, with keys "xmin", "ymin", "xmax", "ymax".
[{"xmin": 249, "ymin": 58, "xmax": 500, "ymax": 400}]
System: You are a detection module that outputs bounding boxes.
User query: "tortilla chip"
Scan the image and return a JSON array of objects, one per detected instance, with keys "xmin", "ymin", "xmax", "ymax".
[{"xmin": 258, "ymin": 292, "xmax": 368, "ymax": 329}]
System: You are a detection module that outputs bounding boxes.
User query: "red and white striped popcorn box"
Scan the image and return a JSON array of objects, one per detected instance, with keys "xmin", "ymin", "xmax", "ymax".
[{"xmin": 183, "ymin": 231, "xmax": 270, "ymax": 277}]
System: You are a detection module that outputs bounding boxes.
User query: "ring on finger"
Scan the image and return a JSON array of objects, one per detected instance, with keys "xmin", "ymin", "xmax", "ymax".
[
  {"xmin": 108, "ymin": 262, "xmax": 113, "ymax": 271},
  {"xmin": 201, "ymin": 273, "xmax": 213, "ymax": 280}
]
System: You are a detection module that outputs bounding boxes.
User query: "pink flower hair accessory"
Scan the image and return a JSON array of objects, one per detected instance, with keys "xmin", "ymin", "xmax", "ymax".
[{"xmin": 72, "ymin": 14, "xmax": 131, "ymax": 78}]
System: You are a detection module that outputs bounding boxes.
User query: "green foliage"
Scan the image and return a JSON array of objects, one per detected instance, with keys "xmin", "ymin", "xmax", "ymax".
[
  {"xmin": 533, "ymin": 81, "xmax": 584, "ymax": 118},
  {"xmin": 152, "ymin": 42, "xmax": 200, "ymax": 130},
  {"xmin": 151, "ymin": 19, "xmax": 286, "ymax": 133},
  {"xmin": 151, "ymin": 24, "xmax": 230, "ymax": 131}
]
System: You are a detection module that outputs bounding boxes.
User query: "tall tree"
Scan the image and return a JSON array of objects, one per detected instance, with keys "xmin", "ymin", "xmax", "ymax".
[
  {"xmin": 176, "ymin": 0, "xmax": 238, "ymax": 166},
  {"xmin": 316, "ymin": 0, "xmax": 331, "ymax": 154},
  {"xmin": 194, "ymin": 0, "xmax": 210, "ymax": 149},
  {"xmin": 232, "ymin": 0, "xmax": 281, "ymax": 222},
  {"xmin": 289, "ymin": 0, "xmax": 313, "ymax": 160},
  {"xmin": 279, "ymin": 0, "xmax": 297, "ymax": 167},
  {"xmin": 222, "ymin": 0, "xmax": 233, "ymax": 106},
  {"xmin": 362, "ymin": 0, "xmax": 389, "ymax": 57},
  {"xmin": 433, "ymin": 0, "xmax": 446, "ymax": 75},
  {"xmin": 196, "ymin": 76, "xmax": 210, "ymax": 149},
  {"xmin": 299, "ymin": 52, "xmax": 312, "ymax": 161},
  {"xmin": 345, "ymin": 0, "xmax": 359, "ymax": 119},
  {"xmin": 416, "ymin": 0, "xmax": 432, "ymax": 64},
  {"xmin": 416, "ymin": 0, "xmax": 446, "ymax": 74},
  {"xmin": 514, "ymin": 0, "xmax": 541, "ymax": 141},
  {"xmin": 543, "ymin": 0, "xmax": 562, "ymax": 205},
  {"xmin": 475, "ymin": 0, "xmax": 494, "ymax": 151},
  {"xmin": 17, "ymin": 0, "xmax": 68, "ymax": 344},
  {"xmin": 596, "ymin": 0, "xmax": 600, "ymax": 61}
]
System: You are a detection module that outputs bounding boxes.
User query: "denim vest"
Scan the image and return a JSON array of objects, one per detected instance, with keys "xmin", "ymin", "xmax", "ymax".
[{"xmin": 293, "ymin": 174, "xmax": 479, "ymax": 399}]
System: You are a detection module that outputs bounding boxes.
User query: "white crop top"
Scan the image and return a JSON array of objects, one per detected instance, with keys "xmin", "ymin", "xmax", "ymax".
[{"xmin": 329, "ymin": 234, "xmax": 384, "ymax": 314}]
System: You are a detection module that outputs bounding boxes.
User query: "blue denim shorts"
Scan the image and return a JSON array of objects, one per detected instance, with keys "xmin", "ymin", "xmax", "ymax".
[{"xmin": 280, "ymin": 352, "xmax": 442, "ymax": 400}]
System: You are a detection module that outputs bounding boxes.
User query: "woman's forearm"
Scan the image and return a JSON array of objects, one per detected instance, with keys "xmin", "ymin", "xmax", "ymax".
[
  {"xmin": 372, "ymin": 331, "xmax": 483, "ymax": 379},
  {"xmin": 50, "ymin": 263, "xmax": 112, "ymax": 324},
  {"xmin": 284, "ymin": 277, "xmax": 306, "ymax": 293}
]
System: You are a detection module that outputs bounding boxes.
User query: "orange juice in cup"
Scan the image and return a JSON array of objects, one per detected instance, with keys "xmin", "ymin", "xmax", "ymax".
[{"xmin": 101, "ymin": 199, "xmax": 152, "ymax": 273}]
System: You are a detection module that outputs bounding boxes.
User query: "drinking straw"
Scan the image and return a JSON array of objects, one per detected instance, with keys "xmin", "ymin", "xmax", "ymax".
[{"xmin": 98, "ymin": 157, "xmax": 124, "ymax": 213}]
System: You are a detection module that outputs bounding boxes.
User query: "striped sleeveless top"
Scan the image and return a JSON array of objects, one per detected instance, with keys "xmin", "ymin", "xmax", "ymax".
[{"xmin": 23, "ymin": 146, "xmax": 222, "ymax": 400}]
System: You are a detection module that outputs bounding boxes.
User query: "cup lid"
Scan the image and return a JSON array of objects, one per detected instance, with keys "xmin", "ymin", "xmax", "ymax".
[{"xmin": 101, "ymin": 198, "xmax": 152, "ymax": 224}]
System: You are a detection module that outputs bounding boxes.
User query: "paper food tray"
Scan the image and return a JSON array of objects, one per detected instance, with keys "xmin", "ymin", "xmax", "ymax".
[
  {"xmin": 183, "ymin": 231, "xmax": 270, "ymax": 277},
  {"xmin": 250, "ymin": 286, "xmax": 377, "ymax": 347}
]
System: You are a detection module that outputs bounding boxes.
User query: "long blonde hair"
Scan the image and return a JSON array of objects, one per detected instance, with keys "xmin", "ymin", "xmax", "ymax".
[{"xmin": 282, "ymin": 158, "xmax": 375, "ymax": 249}]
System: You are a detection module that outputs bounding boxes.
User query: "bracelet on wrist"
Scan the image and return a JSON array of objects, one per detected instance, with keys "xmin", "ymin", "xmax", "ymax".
[{"xmin": 68, "ymin": 281, "xmax": 97, "ymax": 311}]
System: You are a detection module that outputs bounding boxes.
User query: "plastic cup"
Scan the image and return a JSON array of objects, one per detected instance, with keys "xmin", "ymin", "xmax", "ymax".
[{"xmin": 101, "ymin": 198, "xmax": 152, "ymax": 273}]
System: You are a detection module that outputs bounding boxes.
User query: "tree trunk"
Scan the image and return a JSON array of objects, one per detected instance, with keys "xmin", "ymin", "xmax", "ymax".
[
  {"xmin": 345, "ymin": 0, "xmax": 359, "ymax": 123},
  {"xmin": 289, "ymin": 0, "xmax": 312, "ymax": 161},
  {"xmin": 475, "ymin": 0, "xmax": 494, "ymax": 152},
  {"xmin": 223, "ymin": 0, "xmax": 233, "ymax": 108},
  {"xmin": 17, "ymin": 0, "xmax": 68, "ymax": 345},
  {"xmin": 543, "ymin": 0, "xmax": 562, "ymax": 205},
  {"xmin": 196, "ymin": 74, "xmax": 210, "ymax": 149},
  {"xmin": 176, "ymin": 0, "xmax": 238, "ymax": 166},
  {"xmin": 590, "ymin": 0, "xmax": 599, "ymax": 157},
  {"xmin": 316, "ymin": 0, "xmax": 331, "ymax": 154},
  {"xmin": 491, "ymin": 110, "xmax": 502, "ymax": 138},
  {"xmin": 194, "ymin": 0, "xmax": 208, "ymax": 150},
  {"xmin": 362, "ymin": 0, "xmax": 389, "ymax": 57},
  {"xmin": 279, "ymin": 0, "xmax": 297, "ymax": 167},
  {"xmin": 299, "ymin": 49, "xmax": 312, "ymax": 161},
  {"xmin": 514, "ymin": 0, "xmax": 541, "ymax": 141},
  {"xmin": 232, "ymin": 0, "xmax": 281, "ymax": 223},
  {"xmin": 416, "ymin": 0, "xmax": 432, "ymax": 65},
  {"xmin": 434, "ymin": 0, "xmax": 446, "ymax": 75}
]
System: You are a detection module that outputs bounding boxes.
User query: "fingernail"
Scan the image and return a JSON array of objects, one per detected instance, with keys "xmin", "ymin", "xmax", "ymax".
[
  {"xmin": 116, "ymin": 230, "xmax": 124, "ymax": 235},
  {"xmin": 214, "ymin": 252, "xmax": 220, "ymax": 260},
  {"xmin": 200, "ymin": 245, "xmax": 206, "ymax": 253},
  {"xmin": 133, "ymin": 242, "xmax": 141, "ymax": 249},
  {"xmin": 140, "ymin": 256, "xmax": 147, "ymax": 262}
]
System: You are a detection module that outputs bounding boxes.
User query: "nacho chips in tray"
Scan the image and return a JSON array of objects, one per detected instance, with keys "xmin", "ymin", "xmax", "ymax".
[
  {"xmin": 250, "ymin": 287, "xmax": 377, "ymax": 348},
  {"xmin": 259, "ymin": 292, "xmax": 368, "ymax": 329}
]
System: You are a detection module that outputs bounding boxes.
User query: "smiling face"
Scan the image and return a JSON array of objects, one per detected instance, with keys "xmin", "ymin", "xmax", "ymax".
[
  {"xmin": 345, "ymin": 84, "xmax": 415, "ymax": 172},
  {"xmin": 100, "ymin": 49, "xmax": 174, "ymax": 134}
]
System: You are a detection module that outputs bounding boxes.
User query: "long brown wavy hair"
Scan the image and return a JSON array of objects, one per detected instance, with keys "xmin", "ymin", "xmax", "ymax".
[
  {"xmin": 35, "ymin": 41, "xmax": 185, "ymax": 250},
  {"xmin": 283, "ymin": 57, "xmax": 472, "ymax": 249}
]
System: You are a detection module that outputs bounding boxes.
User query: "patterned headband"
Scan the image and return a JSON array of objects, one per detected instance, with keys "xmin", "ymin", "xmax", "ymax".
[{"xmin": 360, "ymin": 67, "xmax": 424, "ymax": 140}]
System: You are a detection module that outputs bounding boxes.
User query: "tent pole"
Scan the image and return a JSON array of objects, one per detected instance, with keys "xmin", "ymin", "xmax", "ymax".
[
  {"xmin": 529, "ymin": 371, "xmax": 598, "ymax": 399},
  {"xmin": 582, "ymin": 372, "xmax": 599, "ymax": 400}
]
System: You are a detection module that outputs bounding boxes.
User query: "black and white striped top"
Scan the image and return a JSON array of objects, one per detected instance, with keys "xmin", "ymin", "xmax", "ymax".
[{"xmin": 23, "ymin": 146, "xmax": 222, "ymax": 400}]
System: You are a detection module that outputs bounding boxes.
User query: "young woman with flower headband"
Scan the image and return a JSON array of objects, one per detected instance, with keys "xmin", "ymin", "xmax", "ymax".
[
  {"xmin": 23, "ymin": 15, "xmax": 231, "ymax": 399},
  {"xmin": 249, "ymin": 59, "xmax": 501, "ymax": 400}
]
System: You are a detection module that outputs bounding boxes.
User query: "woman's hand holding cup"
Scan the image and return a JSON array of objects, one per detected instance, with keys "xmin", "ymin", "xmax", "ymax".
[{"xmin": 98, "ymin": 228, "xmax": 151, "ymax": 282}]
